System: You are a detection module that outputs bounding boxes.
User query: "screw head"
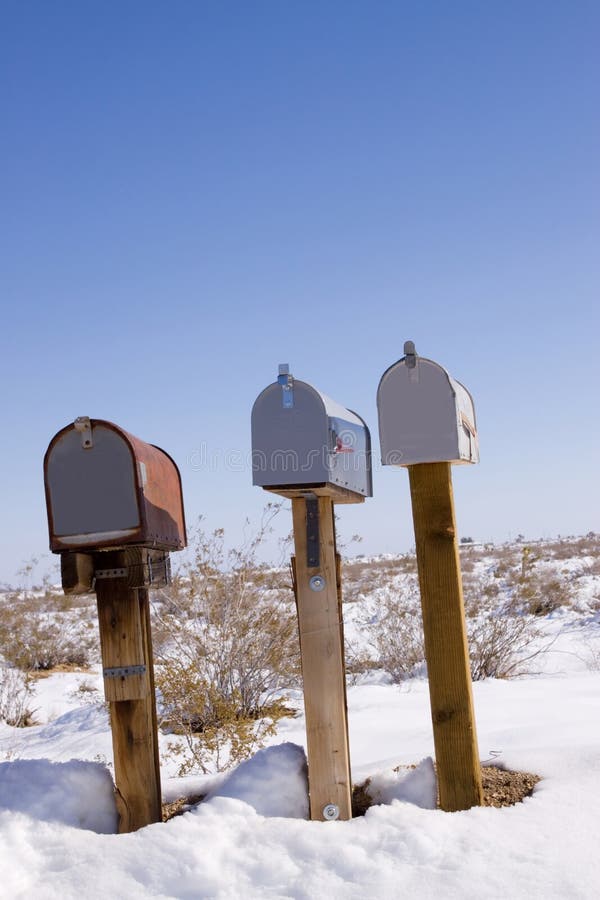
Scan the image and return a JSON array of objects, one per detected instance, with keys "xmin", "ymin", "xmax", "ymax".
[
  {"xmin": 309, "ymin": 575, "xmax": 326, "ymax": 592},
  {"xmin": 322, "ymin": 803, "xmax": 340, "ymax": 821}
]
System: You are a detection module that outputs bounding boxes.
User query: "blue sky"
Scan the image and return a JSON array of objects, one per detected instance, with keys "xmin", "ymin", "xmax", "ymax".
[{"xmin": 1, "ymin": 1, "xmax": 598, "ymax": 584}]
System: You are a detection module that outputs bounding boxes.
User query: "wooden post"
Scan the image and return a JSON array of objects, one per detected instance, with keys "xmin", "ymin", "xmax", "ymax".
[
  {"xmin": 94, "ymin": 551, "xmax": 162, "ymax": 832},
  {"xmin": 408, "ymin": 462, "xmax": 483, "ymax": 812},
  {"xmin": 291, "ymin": 496, "xmax": 352, "ymax": 821}
]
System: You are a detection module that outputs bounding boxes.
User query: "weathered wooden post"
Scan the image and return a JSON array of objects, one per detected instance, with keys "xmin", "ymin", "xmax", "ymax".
[
  {"xmin": 252, "ymin": 366, "xmax": 372, "ymax": 821},
  {"xmin": 44, "ymin": 417, "xmax": 187, "ymax": 832},
  {"xmin": 377, "ymin": 342, "xmax": 483, "ymax": 811}
]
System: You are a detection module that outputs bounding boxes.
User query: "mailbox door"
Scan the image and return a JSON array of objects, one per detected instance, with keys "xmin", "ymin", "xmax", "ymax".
[
  {"xmin": 252, "ymin": 379, "xmax": 371, "ymax": 498},
  {"xmin": 251, "ymin": 382, "xmax": 330, "ymax": 488},
  {"xmin": 45, "ymin": 424, "xmax": 141, "ymax": 549},
  {"xmin": 327, "ymin": 415, "xmax": 372, "ymax": 497},
  {"xmin": 452, "ymin": 378, "xmax": 479, "ymax": 464},
  {"xmin": 378, "ymin": 358, "xmax": 459, "ymax": 465},
  {"xmin": 45, "ymin": 420, "xmax": 186, "ymax": 552}
]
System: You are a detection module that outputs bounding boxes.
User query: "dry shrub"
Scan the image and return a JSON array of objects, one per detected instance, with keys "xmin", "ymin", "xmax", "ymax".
[
  {"xmin": 545, "ymin": 533, "xmax": 600, "ymax": 561},
  {"xmin": 464, "ymin": 580, "xmax": 546, "ymax": 680},
  {"xmin": 363, "ymin": 568, "xmax": 548, "ymax": 683},
  {"xmin": 158, "ymin": 666, "xmax": 282, "ymax": 775},
  {"xmin": 343, "ymin": 554, "xmax": 417, "ymax": 604},
  {"xmin": 152, "ymin": 505, "xmax": 301, "ymax": 774},
  {"xmin": 508, "ymin": 547, "xmax": 571, "ymax": 616},
  {"xmin": 0, "ymin": 591, "xmax": 97, "ymax": 671},
  {"xmin": 366, "ymin": 603, "xmax": 425, "ymax": 683},
  {"xmin": 0, "ymin": 667, "xmax": 36, "ymax": 727},
  {"xmin": 358, "ymin": 577, "xmax": 424, "ymax": 682}
]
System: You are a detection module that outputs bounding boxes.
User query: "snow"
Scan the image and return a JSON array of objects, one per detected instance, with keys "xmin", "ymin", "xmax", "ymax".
[
  {"xmin": 2, "ymin": 662, "xmax": 599, "ymax": 898},
  {"xmin": 0, "ymin": 758, "xmax": 117, "ymax": 833},
  {"xmin": 1, "ymin": 549, "xmax": 600, "ymax": 898},
  {"xmin": 206, "ymin": 742, "xmax": 310, "ymax": 819},
  {"xmin": 366, "ymin": 757, "xmax": 437, "ymax": 809}
]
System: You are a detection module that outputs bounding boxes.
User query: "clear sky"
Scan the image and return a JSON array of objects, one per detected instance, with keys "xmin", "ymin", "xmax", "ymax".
[{"xmin": 1, "ymin": 1, "xmax": 598, "ymax": 585}]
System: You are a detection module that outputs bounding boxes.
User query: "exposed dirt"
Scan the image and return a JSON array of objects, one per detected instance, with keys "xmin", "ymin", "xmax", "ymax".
[
  {"xmin": 162, "ymin": 794, "xmax": 205, "ymax": 822},
  {"xmin": 352, "ymin": 764, "xmax": 541, "ymax": 816},
  {"xmin": 480, "ymin": 765, "xmax": 540, "ymax": 808},
  {"xmin": 30, "ymin": 663, "xmax": 93, "ymax": 680},
  {"xmin": 163, "ymin": 766, "xmax": 540, "ymax": 822}
]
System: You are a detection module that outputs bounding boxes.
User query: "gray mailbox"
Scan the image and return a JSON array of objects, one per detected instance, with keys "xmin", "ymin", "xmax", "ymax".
[
  {"xmin": 377, "ymin": 342, "xmax": 478, "ymax": 467},
  {"xmin": 252, "ymin": 365, "xmax": 372, "ymax": 502}
]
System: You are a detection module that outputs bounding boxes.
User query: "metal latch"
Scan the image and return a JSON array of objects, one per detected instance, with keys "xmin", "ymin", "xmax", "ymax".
[
  {"xmin": 404, "ymin": 340, "xmax": 419, "ymax": 383},
  {"xmin": 404, "ymin": 340, "xmax": 417, "ymax": 368},
  {"xmin": 278, "ymin": 363, "xmax": 294, "ymax": 408},
  {"xmin": 74, "ymin": 416, "xmax": 93, "ymax": 449}
]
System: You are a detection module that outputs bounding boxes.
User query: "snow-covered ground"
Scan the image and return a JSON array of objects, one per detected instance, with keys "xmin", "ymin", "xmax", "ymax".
[{"xmin": 1, "ymin": 543, "xmax": 600, "ymax": 899}]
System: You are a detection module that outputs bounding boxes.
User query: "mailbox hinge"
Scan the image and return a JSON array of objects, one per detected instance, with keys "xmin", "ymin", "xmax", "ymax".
[
  {"xmin": 306, "ymin": 498, "xmax": 320, "ymax": 568},
  {"xmin": 103, "ymin": 665, "xmax": 147, "ymax": 679},
  {"xmin": 278, "ymin": 363, "xmax": 294, "ymax": 408},
  {"xmin": 74, "ymin": 416, "xmax": 93, "ymax": 449}
]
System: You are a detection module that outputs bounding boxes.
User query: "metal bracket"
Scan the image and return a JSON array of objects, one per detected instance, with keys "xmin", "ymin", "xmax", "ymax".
[
  {"xmin": 147, "ymin": 553, "xmax": 171, "ymax": 586},
  {"xmin": 94, "ymin": 552, "xmax": 171, "ymax": 588},
  {"xmin": 103, "ymin": 665, "xmax": 147, "ymax": 679},
  {"xmin": 74, "ymin": 415, "xmax": 93, "ymax": 449},
  {"xmin": 95, "ymin": 568, "xmax": 128, "ymax": 579},
  {"xmin": 278, "ymin": 363, "xmax": 294, "ymax": 409},
  {"xmin": 306, "ymin": 498, "xmax": 320, "ymax": 568}
]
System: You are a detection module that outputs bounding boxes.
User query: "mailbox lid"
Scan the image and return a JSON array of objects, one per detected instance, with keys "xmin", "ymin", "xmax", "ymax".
[
  {"xmin": 377, "ymin": 355, "xmax": 478, "ymax": 466},
  {"xmin": 44, "ymin": 419, "xmax": 186, "ymax": 552},
  {"xmin": 449, "ymin": 375, "xmax": 479, "ymax": 464},
  {"xmin": 326, "ymin": 408, "xmax": 373, "ymax": 497},
  {"xmin": 251, "ymin": 379, "xmax": 372, "ymax": 497}
]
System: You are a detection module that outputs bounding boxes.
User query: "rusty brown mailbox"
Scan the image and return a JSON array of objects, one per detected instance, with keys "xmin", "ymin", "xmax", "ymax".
[
  {"xmin": 44, "ymin": 417, "xmax": 186, "ymax": 592},
  {"xmin": 44, "ymin": 416, "xmax": 187, "ymax": 831}
]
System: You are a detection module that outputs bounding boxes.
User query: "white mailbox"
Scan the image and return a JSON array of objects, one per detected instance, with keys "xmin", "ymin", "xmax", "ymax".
[
  {"xmin": 252, "ymin": 365, "xmax": 372, "ymax": 502},
  {"xmin": 377, "ymin": 342, "xmax": 478, "ymax": 467}
]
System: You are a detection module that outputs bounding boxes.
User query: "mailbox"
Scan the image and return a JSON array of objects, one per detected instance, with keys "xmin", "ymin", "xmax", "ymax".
[
  {"xmin": 252, "ymin": 365, "xmax": 372, "ymax": 502},
  {"xmin": 44, "ymin": 417, "xmax": 187, "ymax": 553},
  {"xmin": 377, "ymin": 342, "xmax": 479, "ymax": 466}
]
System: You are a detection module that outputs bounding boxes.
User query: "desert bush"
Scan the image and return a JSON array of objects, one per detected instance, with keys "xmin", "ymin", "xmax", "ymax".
[
  {"xmin": 0, "ymin": 591, "xmax": 97, "ymax": 671},
  {"xmin": 508, "ymin": 547, "xmax": 571, "ymax": 615},
  {"xmin": 343, "ymin": 554, "xmax": 418, "ymax": 604},
  {"xmin": 0, "ymin": 667, "xmax": 36, "ymax": 727},
  {"xmin": 344, "ymin": 635, "xmax": 380, "ymax": 684},
  {"xmin": 463, "ymin": 579, "xmax": 547, "ymax": 679},
  {"xmin": 0, "ymin": 556, "xmax": 98, "ymax": 672},
  {"xmin": 359, "ymin": 577, "xmax": 424, "ymax": 682},
  {"xmin": 545, "ymin": 533, "xmax": 600, "ymax": 561},
  {"xmin": 158, "ymin": 665, "xmax": 281, "ymax": 775},
  {"xmin": 583, "ymin": 631, "xmax": 600, "ymax": 671},
  {"xmin": 363, "ymin": 568, "xmax": 549, "ymax": 683},
  {"xmin": 152, "ymin": 505, "xmax": 301, "ymax": 774},
  {"xmin": 366, "ymin": 602, "xmax": 425, "ymax": 682}
]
